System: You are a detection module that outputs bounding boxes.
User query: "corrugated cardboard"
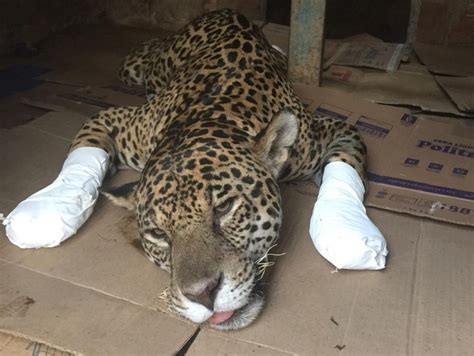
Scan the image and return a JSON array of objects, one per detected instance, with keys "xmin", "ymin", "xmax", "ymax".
[
  {"xmin": 0, "ymin": 332, "xmax": 71, "ymax": 356},
  {"xmin": 21, "ymin": 82, "xmax": 146, "ymax": 117},
  {"xmin": 414, "ymin": 43, "xmax": 474, "ymax": 77},
  {"xmin": 1, "ymin": 99, "xmax": 474, "ymax": 354},
  {"xmin": 435, "ymin": 76, "xmax": 474, "ymax": 113},
  {"xmin": 322, "ymin": 64, "xmax": 473, "ymax": 118},
  {"xmin": 0, "ymin": 263, "xmax": 196, "ymax": 355},
  {"xmin": 293, "ymin": 85, "xmax": 474, "ymax": 226},
  {"xmin": 187, "ymin": 331, "xmax": 291, "ymax": 355}
]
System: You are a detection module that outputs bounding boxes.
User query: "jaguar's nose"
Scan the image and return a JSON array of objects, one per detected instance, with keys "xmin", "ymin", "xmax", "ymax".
[{"xmin": 182, "ymin": 273, "xmax": 221, "ymax": 310}]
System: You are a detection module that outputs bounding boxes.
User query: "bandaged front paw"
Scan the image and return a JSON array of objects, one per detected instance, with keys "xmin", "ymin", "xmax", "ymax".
[
  {"xmin": 3, "ymin": 147, "xmax": 109, "ymax": 249},
  {"xmin": 309, "ymin": 161, "xmax": 388, "ymax": 270}
]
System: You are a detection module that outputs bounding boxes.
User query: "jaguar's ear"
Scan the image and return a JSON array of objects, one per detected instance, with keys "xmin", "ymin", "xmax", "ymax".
[
  {"xmin": 100, "ymin": 181, "xmax": 138, "ymax": 211},
  {"xmin": 253, "ymin": 109, "xmax": 299, "ymax": 178}
]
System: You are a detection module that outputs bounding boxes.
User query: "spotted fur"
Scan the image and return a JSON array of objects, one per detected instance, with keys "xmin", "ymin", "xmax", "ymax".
[{"xmin": 70, "ymin": 9, "xmax": 367, "ymax": 330}]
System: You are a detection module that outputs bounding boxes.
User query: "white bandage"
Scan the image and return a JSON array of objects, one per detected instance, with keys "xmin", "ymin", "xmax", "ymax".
[
  {"xmin": 3, "ymin": 147, "xmax": 109, "ymax": 249},
  {"xmin": 309, "ymin": 161, "xmax": 388, "ymax": 270}
]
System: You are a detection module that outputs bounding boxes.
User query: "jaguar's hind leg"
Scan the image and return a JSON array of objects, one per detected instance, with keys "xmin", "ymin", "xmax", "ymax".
[{"xmin": 118, "ymin": 39, "xmax": 163, "ymax": 88}]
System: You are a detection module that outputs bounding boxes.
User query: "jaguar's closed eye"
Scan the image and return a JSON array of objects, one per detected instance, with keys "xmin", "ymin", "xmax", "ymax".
[
  {"xmin": 150, "ymin": 228, "xmax": 167, "ymax": 239},
  {"xmin": 214, "ymin": 197, "xmax": 235, "ymax": 216},
  {"xmin": 144, "ymin": 228, "xmax": 169, "ymax": 245}
]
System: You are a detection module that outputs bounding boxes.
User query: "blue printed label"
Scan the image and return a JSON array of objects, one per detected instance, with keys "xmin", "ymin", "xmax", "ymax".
[
  {"xmin": 400, "ymin": 113, "xmax": 417, "ymax": 125},
  {"xmin": 416, "ymin": 140, "xmax": 474, "ymax": 159},
  {"xmin": 368, "ymin": 172, "xmax": 474, "ymax": 201},
  {"xmin": 428, "ymin": 162, "xmax": 443, "ymax": 171},
  {"xmin": 404, "ymin": 158, "xmax": 419, "ymax": 166},
  {"xmin": 314, "ymin": 104, "xmax": 350, "ymax": 121},
  {"xmin": 453, "ymin": 168, "xmax": 468, "ymax": 176},
  {"xmin": 356, "ymin": 116, "xmax": 391, "ymax": 139}
]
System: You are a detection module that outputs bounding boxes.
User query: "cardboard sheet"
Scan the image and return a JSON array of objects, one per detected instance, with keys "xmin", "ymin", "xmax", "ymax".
[
  {"xmin": 294, "ymin": 85, "xmax": 474, "ymax": 226},
  {"xmin": 188, "ymin": 331, "xmax": 291, "ymax": 355},
  {"xmin": 435, "ymin": 75, "xmax": 474, "ymax": 113},
  {"xmin": 0, "ymin": 93, "xmax": 48, "ymax": 129},
  {"xmin": 21, "ymin": 82, "xmax": 146, "ymax": 117},
  {"xmin": 1, "ymin": 103, "xmax": 474, "ymax": 354},
  {"xmin": 323, "ymin": 65, "xmax": 473, "ymax": 117},
  {"xmin": 0, "ymin": 263, "xmax": 196, "ymax": 355},
  {"xmin": 415, "ymin": 43, "xmax": 474, "ymax": 77},
  {"xmin": 0, "ymin": 332, "xmax": 70, "ymax": 356}
]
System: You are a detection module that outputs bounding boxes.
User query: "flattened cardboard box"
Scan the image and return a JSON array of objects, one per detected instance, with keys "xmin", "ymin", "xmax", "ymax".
[
  {"xmin": 1, "ymin": 95, "xmax": 474, "ymax": 354},
  {"xmin": 415, "ymin": 43, "xmax": 474, "ymax": 77},
  {"xmin": 322, "ymin": 64, "xmax": 474, "ymax": 118},
  {"xmin": 20, "ymin": 81, "xmax": 146, "ymax": 117},
  {"xmin": 435, "ymin": 75, "xmax": 474, "ymax": 113},
  {"xmin": 294, "ymin": 85, "xmax": 474, "ymax": 226}
]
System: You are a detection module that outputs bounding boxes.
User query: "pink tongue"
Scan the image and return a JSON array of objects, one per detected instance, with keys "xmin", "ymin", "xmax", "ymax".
[{"xmin": 207, "ymin": 311, "xmax": 234, "ymax": 325}]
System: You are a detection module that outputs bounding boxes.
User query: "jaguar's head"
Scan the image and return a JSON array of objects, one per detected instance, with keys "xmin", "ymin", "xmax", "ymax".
[{"xmin": 103, "ymin": 110, "xmax": 298, "ymax": 330}]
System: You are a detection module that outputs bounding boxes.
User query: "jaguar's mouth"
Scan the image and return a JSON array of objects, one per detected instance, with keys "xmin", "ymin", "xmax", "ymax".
[
  {"xmin": 208, "ymin": 310, "xmax": 235, "ymax": 325},
  {"xmin": 206, "ymin": 292, "xmax": 265, "ymax": 331}
]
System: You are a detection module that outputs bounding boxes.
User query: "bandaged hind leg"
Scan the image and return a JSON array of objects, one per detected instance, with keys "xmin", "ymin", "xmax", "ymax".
[
  {"xmin": 3, "ymin": 147, "xmax": 109, "ymax": 248},
  {"xmin": 309, "ymin": 161, "xmax": 388, "ymax": 270}
]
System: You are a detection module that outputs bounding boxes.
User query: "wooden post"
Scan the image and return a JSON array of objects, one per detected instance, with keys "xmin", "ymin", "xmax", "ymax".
[
  {"xmin": 288, "ymin": 0, "xmax": 326, "ymax": 86},
  {"xmin": 406, "ymin": 0, "xmax": 421, "ymax": 50}
]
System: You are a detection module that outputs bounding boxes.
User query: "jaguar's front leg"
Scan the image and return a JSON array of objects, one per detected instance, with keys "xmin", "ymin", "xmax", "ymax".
[
  {"xmin": 284, "ymin": 113, "xmax": 388, "ymax": 270},
  {"xmin": 3, "ymin": 107, "xmax": 137, "ymax": 248},
  {"xmin": 311, "ymin": 117, "xmax": 388, "ymax": 270}
]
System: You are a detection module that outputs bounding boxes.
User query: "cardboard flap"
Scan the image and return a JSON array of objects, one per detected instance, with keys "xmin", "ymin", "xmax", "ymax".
[
  {"xmin": 323, "ymin": 65, "xmax": 474, "ymax": 117},
  {"xmin": 435, "ymin": 75, "xmax": 474, "ymax": 113},
  {"xmin": 415, "ymin": 43, "xmax": 474, "ymax": 77},
  {"xmin": 21, "ymin": 83, "xmax": 146, "ymax": 116}
]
